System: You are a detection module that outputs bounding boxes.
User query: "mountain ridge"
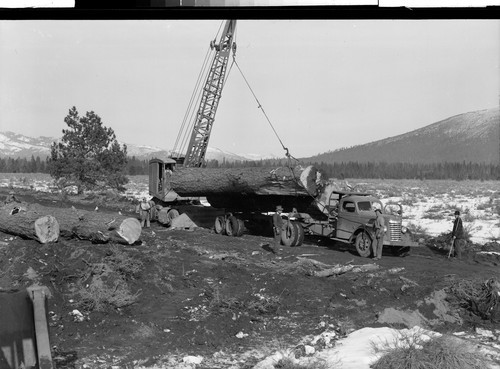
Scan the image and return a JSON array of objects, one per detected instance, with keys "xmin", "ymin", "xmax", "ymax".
[
  {"xmin": 305, "ymin": 107, "xmax": 499, "ymax": 165},
  {"xmin": 0, "ymin": 131, "xmax": 276, "ymax": 162},
  {"xmin": 1, "ymin": 107, "xmax": 498, "ymax": 164}
]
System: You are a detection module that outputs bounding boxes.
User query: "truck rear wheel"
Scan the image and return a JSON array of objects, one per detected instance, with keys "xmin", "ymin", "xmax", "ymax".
[
  {"xmin": 281, "ymin": 220, "xmax": 298, "ymax": 246},
  {"xmin": 214, "ymin": 216, "xmax": 226, "ymax": 235},
  {"xmin": 225, "ymin": 216, "xmax": 243, "ymax": 237},
  {"xmin": 355, "ymin": 232, "xmax": 372, "ymax": 258},
  {"xmin": 292, "ymin": 221, "xmax": 304, "ymax": 246}
]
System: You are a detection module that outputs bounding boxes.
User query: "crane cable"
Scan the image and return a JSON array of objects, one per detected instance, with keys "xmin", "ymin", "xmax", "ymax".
[
  {"xmin": 232, "ymin": 59, "xmax": 299, "ymax": 166},
  {"xmin": 173, "ymin": 44, "xmax": 213, "ymax": 157},
  {"xmin": 231, "ymin": 58, "xmax": 335, "ymax": 213}
]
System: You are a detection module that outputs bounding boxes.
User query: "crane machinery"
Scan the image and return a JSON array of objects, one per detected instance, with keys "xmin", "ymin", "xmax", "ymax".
[
  {"xmin": 149, "ymin": 20, "xmax": 237, "ymax": 202},
  {"xmin": 179, "ymin": 19, "xmax": 237, "ymax": 168}
]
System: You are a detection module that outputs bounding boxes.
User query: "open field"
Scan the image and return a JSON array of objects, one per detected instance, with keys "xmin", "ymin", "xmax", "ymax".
[
  {"xmin": 1, "ymin": 173, "xmax": 498, "ymax": 244},
  {"xmin": 0, "ymin": 173, "xmax": 499, "ymax": 368}
]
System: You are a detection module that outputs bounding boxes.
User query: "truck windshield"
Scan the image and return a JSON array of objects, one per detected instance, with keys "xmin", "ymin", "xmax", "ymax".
[{"xmin": 357, "ymin": 201, "xmax": 373, "ymax": 212}]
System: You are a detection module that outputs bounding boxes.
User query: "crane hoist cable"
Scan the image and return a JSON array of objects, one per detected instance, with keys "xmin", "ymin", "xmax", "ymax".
[
  {"xmin": 173, "ymin": 44, "xmax": 213, "ymax": 156},
  {"xmin": 233, "ymin": 59, "xmax": 299, "ymax": 166}
]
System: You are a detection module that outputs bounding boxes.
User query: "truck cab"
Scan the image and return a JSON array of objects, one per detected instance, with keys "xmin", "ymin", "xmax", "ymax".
[{"xmin": 298, "ymin": 191, "xmax": 417, "ymax": 257}]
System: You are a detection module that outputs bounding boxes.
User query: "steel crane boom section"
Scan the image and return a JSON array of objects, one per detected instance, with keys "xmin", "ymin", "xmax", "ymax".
[{"xmin": 183, "ymin": 20, "xmax": 237, "ymax": 167}]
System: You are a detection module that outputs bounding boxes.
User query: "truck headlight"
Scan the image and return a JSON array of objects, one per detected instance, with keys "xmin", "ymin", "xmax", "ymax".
[{"xmin": 401, "ymin": 226, "xmax": 407, "ymax": 234}]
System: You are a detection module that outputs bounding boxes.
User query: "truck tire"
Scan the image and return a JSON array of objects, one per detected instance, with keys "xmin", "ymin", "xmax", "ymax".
[
  {"xmin": 235, "ymin": 219, "xmax": 245, "ymax": 237},
  {"xmin": 214, "ymin": 216, "xmax": 226, "ymax": 235},
  {"xmin": 281, "ymin": 220, "xmax": 298, "ymax": 247},
  {"xmin": 225, "ymin": 216, "xmax": 240, "ymax": 237},
  {"xmin": 292, "ymin": 221, "xmax": 304, "ymax": 246},
  {"xmin": 355, "ymin": 232, "xmax": 372, "ymax": 258}
]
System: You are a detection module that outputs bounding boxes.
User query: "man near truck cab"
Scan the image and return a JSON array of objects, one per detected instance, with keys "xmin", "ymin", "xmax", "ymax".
[
  {"xmin": 372, "ymin": 208, "xmax": 385, "ymax": 260},
  {"xmin": 272, "ymin": 205, "xmax": 284, "ymax": 252}
]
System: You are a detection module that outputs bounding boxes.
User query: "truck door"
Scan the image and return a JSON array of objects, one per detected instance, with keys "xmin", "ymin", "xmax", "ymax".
[
  {"xmin": 148, "ymin": 161, "xmax": 164, "ymax": 199},
  {"xmin": 336, "ymin": 199, "xmax": 359, "ymax": 240}
]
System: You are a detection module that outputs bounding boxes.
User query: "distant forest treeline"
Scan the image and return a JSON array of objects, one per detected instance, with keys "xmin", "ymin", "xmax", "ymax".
[{"xmin": 1, "ymin": 156, "xmax": 499, "ymax": 181}]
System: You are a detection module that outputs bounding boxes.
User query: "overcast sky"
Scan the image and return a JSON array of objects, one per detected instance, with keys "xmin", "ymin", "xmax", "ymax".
[{"xmin": 0, "ymin": 20, "xmax": 498, "ymax": 158}]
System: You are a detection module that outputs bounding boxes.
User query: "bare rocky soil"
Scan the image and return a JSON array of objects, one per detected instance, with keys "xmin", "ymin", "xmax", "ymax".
[{"xmin": 0, "ymin": 188, "xmax": 499, "ymax": 368}]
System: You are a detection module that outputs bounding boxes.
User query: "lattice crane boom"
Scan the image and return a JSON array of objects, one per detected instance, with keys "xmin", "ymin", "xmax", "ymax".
[{"xmin": 182, "ymin": 20, "xmax": 237, "ymax": 167}]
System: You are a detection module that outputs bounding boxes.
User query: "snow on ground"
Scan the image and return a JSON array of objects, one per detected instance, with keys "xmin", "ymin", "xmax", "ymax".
[{"xmin": 253, "ymin": 326, "xmax": 500, "ymax": 369}]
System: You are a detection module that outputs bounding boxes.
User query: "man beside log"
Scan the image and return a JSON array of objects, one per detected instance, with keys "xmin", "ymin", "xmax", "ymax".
[{"xmin": 272, "ymin": 205, "xmax": 284, "ymax": 254}]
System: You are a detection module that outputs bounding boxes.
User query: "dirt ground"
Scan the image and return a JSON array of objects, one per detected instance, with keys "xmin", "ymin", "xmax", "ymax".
[{"xmin": 0, "ymin": 188, "xmax": 499, "ymax": 368}]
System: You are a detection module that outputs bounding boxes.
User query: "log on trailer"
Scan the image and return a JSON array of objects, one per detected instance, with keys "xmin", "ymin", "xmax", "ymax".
[
  {"xmin": 167, "ymin": 165, "xmax": 326, "ymax": 213},
  {"xmin": 0, "ymin": 203, "xmax": 141, "ymax": 245},
  {"xmin": 168, "ymin": 166, "xmax": 319, "ymax": 197}
]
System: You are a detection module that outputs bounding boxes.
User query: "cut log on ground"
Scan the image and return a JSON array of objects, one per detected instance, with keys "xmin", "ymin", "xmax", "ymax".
[
  {"xmin": 0, "ymin": 204, "xmax": 59, "ymax": 244},
  {"xmin": 313, "ymin": 263, "xmax": 379, "ymax": 277},
  {"xmin": 0, "ymin": 202, "xmax": 141, "ymax": 245}
]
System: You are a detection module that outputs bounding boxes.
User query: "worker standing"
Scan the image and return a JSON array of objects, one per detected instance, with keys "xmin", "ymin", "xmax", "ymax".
[
  {"xmin": 451, "ymin": 210, "xmax": 465, "ymax": 259},
  {"xmin": 136, "ymin": 197, "xmax": 152, "ymax": 228},
  {"xmin": 372, "ymin": 208, "xmax": 385, "ymax": 260},
  {"xmin": 272, "ymin": 205, "xmax": 284, "ymax": 253}
]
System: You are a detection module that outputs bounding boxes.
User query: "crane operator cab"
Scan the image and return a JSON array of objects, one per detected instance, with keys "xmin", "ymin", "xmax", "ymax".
[{"xmin": 149, "ymin": 158, "xmax": 178, "ymax": 202}]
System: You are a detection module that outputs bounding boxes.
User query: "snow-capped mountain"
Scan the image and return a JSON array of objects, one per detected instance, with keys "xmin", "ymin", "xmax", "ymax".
[
  {"xmin": 0, "ymin": 132, "xmax": 53, "ymax": 158},
  {"xmin": 0, "ymin": 131, "xmax": 275, "ymax": 162}
]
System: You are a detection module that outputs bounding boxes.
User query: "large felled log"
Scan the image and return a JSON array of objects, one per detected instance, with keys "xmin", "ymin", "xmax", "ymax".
[
  {"xmin": 168, "ymin": 165, "xmax": 319, "ymax": 197},
  {"xmin": 0, "ymin": 204, "xmax": 59, "ymax": 244},
  {"xmin": 167, "ymin": 165, "xmax": 326, "ymax": 213},
  {"xmin": 0, "ymin": 203, "xmax": 141, "ymax": 245}
]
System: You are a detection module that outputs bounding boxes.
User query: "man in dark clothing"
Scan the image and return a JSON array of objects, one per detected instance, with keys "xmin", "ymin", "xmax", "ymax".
[
  {"xmin": 272, "ymin": 205, "xmax": 284, "ymax": 251},
  {"xmin": 451, "ymin": 210, "xmax": 465, "ymax": 258}
]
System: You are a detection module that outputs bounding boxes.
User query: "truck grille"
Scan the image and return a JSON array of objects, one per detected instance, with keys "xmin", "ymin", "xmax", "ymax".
[{"xmin": 389, "ymin": 221, "xmax": 402, "ymax": 242}]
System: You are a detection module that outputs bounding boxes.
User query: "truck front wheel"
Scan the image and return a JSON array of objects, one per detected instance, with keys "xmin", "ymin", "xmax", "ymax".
[
  {"xmin": 355, "ymin": 232, "xmax": 372, "ymax": 258},
  {"xmin": 292, "ymin": 221, "xmax": 304, "ymax": 246},
  {"xmin": 281, "ymin": 220, "xmax": 298, "ymax": 246}
]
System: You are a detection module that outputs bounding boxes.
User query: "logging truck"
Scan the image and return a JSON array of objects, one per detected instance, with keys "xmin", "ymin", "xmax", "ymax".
[
  {"xmin": 148, "ymin": 20, "xmax": 418, "ymax": 256},
  {"xmin": 148, "ymin": 162, "xmax": 419, "ymax": 257}
]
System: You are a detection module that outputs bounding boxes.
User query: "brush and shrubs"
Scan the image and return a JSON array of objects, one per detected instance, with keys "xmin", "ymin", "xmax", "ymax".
[
  {"xmin": 447, "ymin": 278, "xmax": 500, "ymax": 322},
  {"xmin": 372, "ymin": 331, "xmax": 491, "ymax": 369}
]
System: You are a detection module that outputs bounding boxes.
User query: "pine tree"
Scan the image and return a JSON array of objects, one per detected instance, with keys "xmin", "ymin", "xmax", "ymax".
[{"xmin": 48, "ymin": 107, "xmax": 129, "ymax": 193}]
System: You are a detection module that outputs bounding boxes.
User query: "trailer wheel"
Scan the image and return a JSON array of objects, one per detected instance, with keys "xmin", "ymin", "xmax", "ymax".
[
  {"xmin": 292, "ymin": 221, "xmax": 304, "ymax": 246},
  {"xmin": 281, "ymin": 220, "xmax": 298, "ymax": 246},
  {"xmin": 214, "ymin": 216, "xmax": 226, "ymax": 235},
  {"xmin": 225, "ymin": 216, "xmax": 240, "ymax": 237},
  {"xmin": 355, "ymin": 232, "xmax": 372, "ymax": 258}
]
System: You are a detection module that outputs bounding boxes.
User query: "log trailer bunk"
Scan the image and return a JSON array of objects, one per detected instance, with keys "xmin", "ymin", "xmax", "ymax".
[{"xmin": 149, "ymin": 20, "xmax": 418, "ymax": 257}]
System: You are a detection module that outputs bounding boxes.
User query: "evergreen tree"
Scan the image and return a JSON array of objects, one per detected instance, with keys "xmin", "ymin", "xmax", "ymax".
[{"xmin": 48, "ymin": 107, "xmax": 129, "ymax": 193}]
